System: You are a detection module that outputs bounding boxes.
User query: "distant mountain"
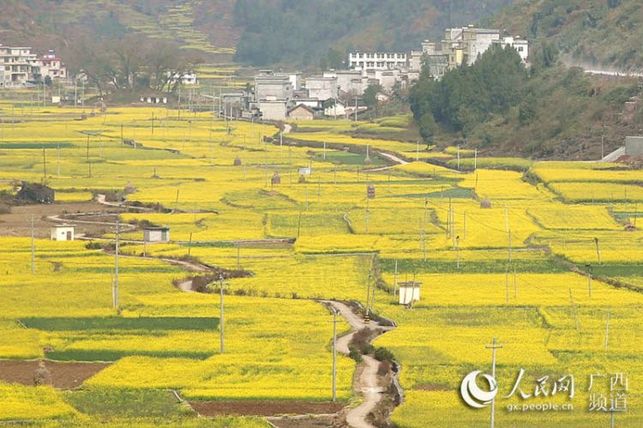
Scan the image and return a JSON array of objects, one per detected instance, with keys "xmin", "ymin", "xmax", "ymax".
[{"xmin": 490, "ymin": 0, "xmax": 642, "ymax": 70}]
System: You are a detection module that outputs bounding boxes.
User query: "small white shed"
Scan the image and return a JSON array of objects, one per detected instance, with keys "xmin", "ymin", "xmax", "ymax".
[
  {"xmin": 51, "ymin": 225, "xmax": 75, "ymax": 241},
  {"xmin": 398, "ymin": 281, "xmax": 421, "ymax": 305},
  {"xmin": 143, "ymin": 227, "xmax": 170, "ymax": 243}
]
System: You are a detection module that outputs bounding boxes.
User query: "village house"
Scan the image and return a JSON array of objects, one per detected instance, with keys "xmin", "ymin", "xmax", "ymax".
[
  {"xmin": 288, "ymin": 104, "xmax": 315, "ymax": 121},
  {"xmin": 324, "ymin": 100, "xmax": 347, "ymax": 118},
  {"xmin": 304, "ymin": 76, "xmax": 338, "ymax": 101},
  {"xmin": 38, "ymin": 50, "xmax": 67, "ymax": 81},
  {"xmin": 0, "ymin": 44, "xmax": 39, "ymax": 87},
  {"xmin": 255, "ymin": 71, "xmax": 293, "ymax": 101},
  {"xmin": 258, "ymin": 98, "xmax": 288, "ymax": 121}
]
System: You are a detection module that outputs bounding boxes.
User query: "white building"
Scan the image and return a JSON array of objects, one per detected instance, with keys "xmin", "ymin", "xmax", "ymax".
[
  {"xmin": 349, "ymin": 52, "xmax": 408, "ymax": 70},
  {"xmin": 324, "ymin": 101, "xmax": 347, "ymax": 118},
  {"xmin": 304, "ymin": 76, "xmax": 338, "ymax": 101},
  {"xmin": 143, "ymin": 227, "xmax": 170, "ymax": 243},
  {"xmin": 38, "ymin": 50, "xmax": 67, "ymax": 81},
  {"xmin": 0, "ymin": 44, "xmax": 39, "ymax": 87},
  {"xmin": 498, "ymin": 36, "xmax": 529, "ymax": 63},
  {"xmin": 169, "ymin": 71, "xmax": 198, "ymax": 86},
  {"xmin": 51, "ymin": 225, "xmax": 75, "ymax": 241}
]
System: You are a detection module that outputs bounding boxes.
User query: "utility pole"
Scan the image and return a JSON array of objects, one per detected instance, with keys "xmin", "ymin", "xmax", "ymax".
[
  {"xmin": 86, "ymin": 136, "xmax": 91, "ymax": 177},
  {"xmin": 485, "ymin": 338, "xmax": 502, "ymax": 428},
  {"xmin": 394, "ymin": 260, "xmax": 398, "ymax": 296},
  {"xmin": 219, "ymin": 276, "xmax": 225, "ymax": 353},
  {"xmin": 594, "ymin": 237, "xmax": 601, "ymax": 264},
  {"xmin": 586, "ymin": 264, "xmax": 593, "ymax": 298},
  {"xmin": 42, "ymin": 147, "xmax": 47, "ymax": 183},
  {"xmin": 332, "ymin": 307, "xmax": 338, "ymax": 402},
  {"xmin": 474, "ymin": 148, "xmax": 477, "ymax": 170},
  {"xmin": 113, "ymin": 219, "xmax": 120, "ymax": 311},
  {"xmin": 30, "ymin": 216, "xmax": 35, "ymax": 274},
  {"xmin": 604, "ymin": 310, "xmax": 610, "ymax": 351}
]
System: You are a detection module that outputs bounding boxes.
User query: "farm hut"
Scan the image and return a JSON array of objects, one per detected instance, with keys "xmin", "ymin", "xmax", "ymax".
[
  {"xmin": 143, "ymin": 227, "xmax": 170, "ymax": 243},
  {"xmin": 234, "ymin": 157, "xmax": 242, "ymax": 166},
  {"xmin": 480, "ymin": 198, "xmax": 492, "ymax": 209},
  {"xmin": 398, "ymin": 281, "xmax": 421, "ymax": 305},
  {"xmin": 271, "ymin": 172, "xmax": 281, "ymax": 185},
  {"xmin": 17, "ymin": 182, "xmax": 55, "ymax": 204},
  {"xmin": 367, "ymin": 184, "xmax": 376, "ymax": 199},
  {"xmin": 50, "ymin": 224, "xmax": 75, "ymax": 241}
]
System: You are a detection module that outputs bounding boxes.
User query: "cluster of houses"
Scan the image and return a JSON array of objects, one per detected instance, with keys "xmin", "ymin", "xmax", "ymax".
[
  {"xmin": 240, "ymin": 25, "xmax": 529, "ymax": 122},
  {"xmin": 0, "ymin": 45, "xmax": 67, "ymax": 88}
]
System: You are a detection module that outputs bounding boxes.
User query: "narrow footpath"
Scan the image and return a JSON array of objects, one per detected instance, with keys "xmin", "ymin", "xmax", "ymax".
[{"xmin": 324, "ymin": 300, "xmax": 397, "ymax": 428}]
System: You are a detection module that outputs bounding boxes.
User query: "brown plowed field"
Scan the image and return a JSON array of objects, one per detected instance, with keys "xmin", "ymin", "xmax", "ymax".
[
  {"xmin": 190, "ymin": 400, "xmax": 343, "ymax": 417},
  {"xmin": 0, "ymin": 360, "xmax": 110, "ymax": 389}
]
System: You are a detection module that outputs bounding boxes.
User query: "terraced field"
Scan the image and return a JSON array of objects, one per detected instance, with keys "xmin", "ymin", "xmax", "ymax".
[{"xmin": 0, "ymin": 98, "xmax": 640, "ymax": 426}]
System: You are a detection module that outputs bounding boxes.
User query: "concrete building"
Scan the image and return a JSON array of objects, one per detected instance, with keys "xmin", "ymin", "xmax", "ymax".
[
  {"xmin": 258, "ymin": 99, "xmax": 288, "ymax": 121},
  {"xmin": 288, "ymin": 104, "xmax": 315, "ymax": 121},
  {"xmin": 0, "ymin": 44, "xmax": 39, "ymax": 87},
  {"xmin": 38, "ymin": 50, "xmax": 67, "ymax": 81},
  {"xmin": 305, "ymin": 76, "xmax": 338, "ymax": 101},
  {"xmin": 324, "ymin": 101, "xmax": 347, "ymax": 118},
  {"xmin": 51, "ymin": 225, "xmax": 75, "ymax": 241},
  {"xmin": 625, "ymin": 136, "xmax": 643, "ymax": 157},
  {"xmin": 255, "ymin": 71, "xmax": 293, "ymax": 101},
  {"xmin": 349, "ymin": 52, "xmax": 408, "ymax": 70},
  {"xmin": 143, "ymin": 227, "xmax": 170, "ymax": 243},
  {"xmin": 168, "ymin": 71, "xmax": 198, "ymax": 86},
  {"xmin": 498, "ymin": 36, "xmax": 529, "ymax": 63}
]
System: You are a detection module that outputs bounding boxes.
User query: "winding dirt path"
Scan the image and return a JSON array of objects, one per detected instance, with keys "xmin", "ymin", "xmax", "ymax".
[{"xmin": 324, "ymin": 301, "xmax": 396, "ymax": 428}]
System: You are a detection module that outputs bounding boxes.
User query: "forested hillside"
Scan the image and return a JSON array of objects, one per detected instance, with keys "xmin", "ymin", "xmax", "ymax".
[
  {"xmin": 232, "ymin": 0, "xmax": 515, "ymax": 66},
  {"xmin": 409, "ymin": 45, "xmax": 642, "ymax": 159},
  {"xmin": 491, "ymin": 0, "xmax": 642, "ymax": 70}
]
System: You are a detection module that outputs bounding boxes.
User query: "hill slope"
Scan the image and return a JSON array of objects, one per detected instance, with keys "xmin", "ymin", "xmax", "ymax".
[
  {"xmin": 0, "ymin": 0, "xmax": 237, "ymax": 61},
  {"xmin": 232, "ymin": 0, "xmax": 516, "ymax": 66},
  {"xmin": 491, "ymin": 0, "xmax": 642, "ymax": 70}
]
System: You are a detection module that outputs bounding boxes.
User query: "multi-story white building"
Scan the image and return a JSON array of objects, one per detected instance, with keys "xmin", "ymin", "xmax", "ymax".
[
  {"xmin": 0, "ymin": 44, "xmax": 39, "ymax": 87},
  {"xmin": 348, "ymin": 52, "xmax": 408, "ymax": 71},
  {"xmin": 38, "ymin": 50, "xmax": 67, "ymax": 81}
]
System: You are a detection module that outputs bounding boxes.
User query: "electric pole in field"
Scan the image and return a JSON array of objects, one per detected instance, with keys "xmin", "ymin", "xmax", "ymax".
[
  {"xmin": 331, "ymin": 307, "xmax": 338, "ymax": 402},
  {"xmin": 42, "ymin": 147, "xmax": 47, "ymax": 183},
  {"xmin": 31, "ymin": 215, "xmax": 35, "ymax": 274},
  {"xmin": 485, "ymin": 338, "xmax": 502, "ymax": 428},
  {"xmin": 219, "ymin": 275, "xmax": 225, "ymax": 353},
  {"xmin": 113, "ymin": 219, "xmax": 120, "ymax": 311}
]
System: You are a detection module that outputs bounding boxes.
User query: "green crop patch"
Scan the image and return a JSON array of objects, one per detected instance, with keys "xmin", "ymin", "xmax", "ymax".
[{"xmin": 21, "ymin": 316, "xmax": 219, "ymax": 332}]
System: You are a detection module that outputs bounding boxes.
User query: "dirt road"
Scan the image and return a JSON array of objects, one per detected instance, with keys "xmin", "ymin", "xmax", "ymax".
[{"xmin": 325, "ymin": 301, "xmax": 396, "ymax": 428}]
